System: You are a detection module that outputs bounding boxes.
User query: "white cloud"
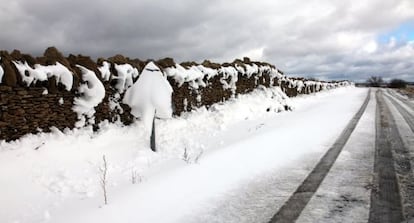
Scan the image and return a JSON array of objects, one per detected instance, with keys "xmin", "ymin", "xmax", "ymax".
[
  {"xmin": 362, "ymin": 41, "xmax": 378, "ymax": 54},
  {"xmin": 0, "ymin": 0, "xmax": 413, "ymax": 81},
  {"xmin": 237, "ymin": 47, "xmax": 265, "ymax": 61}
]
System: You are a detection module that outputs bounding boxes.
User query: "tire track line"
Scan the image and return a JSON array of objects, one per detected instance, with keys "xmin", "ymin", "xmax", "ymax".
[
  {"xmin": 368, "ymin": 90, "xmax": 403, "ymax": 223},
  {"xmin": 387, "ymin": 89, "xmax": 414, "ymax": 112},
  {"xmin": 385, "ymin": 90, "xmax": 414, "ymax": 133},
  {"xmin": 382, "ymin": 90, "xmax": 414, "ymax": 220},
  {"xmin": 269, "ymin": 89, "xmax": 371, "ymax": 223}
]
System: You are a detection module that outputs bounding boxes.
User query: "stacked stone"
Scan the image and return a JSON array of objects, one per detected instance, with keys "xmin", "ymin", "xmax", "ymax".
[{"xmin": 0, "ymin": 47, "xmax": 349, "ymax": 141}]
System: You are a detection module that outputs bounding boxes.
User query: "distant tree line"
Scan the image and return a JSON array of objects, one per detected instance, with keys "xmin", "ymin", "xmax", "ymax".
[{"xmin": 366, "ymin": 76, "xmax": 407, "ymax": 88}]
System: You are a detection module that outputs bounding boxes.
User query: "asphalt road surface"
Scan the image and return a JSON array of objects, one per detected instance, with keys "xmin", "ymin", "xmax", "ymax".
[{"xmin": 270, "ymin": 88, "xmax": 414, "ymax": 223}]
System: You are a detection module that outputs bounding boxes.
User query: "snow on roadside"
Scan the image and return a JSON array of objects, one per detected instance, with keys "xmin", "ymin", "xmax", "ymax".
[
  {"xmin": 0, "ymin": 86, "xmax": 290, "ymax": 223},
  {"xmin": 0, "ymin": 86, "xmax": 363, "ymax": 223}
]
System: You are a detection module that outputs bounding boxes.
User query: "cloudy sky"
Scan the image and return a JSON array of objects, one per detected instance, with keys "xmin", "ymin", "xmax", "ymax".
[{"xmin": 1, "ymin": 0, "xmax": 414, "ymax": 82}]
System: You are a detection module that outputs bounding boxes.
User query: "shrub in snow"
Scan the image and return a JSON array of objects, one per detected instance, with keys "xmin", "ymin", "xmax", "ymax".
[
  {"xmin": 73, "ymin": 65, "xmax": 105, "ymax": 127},
  {"xmin": 123, "ymin": 62, "xmax": 173, "ymax": 132}
]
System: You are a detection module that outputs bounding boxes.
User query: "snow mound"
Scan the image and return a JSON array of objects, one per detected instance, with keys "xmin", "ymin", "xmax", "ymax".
[
  {"xmin": 72, "ymin": 65, "xmax": 106, "ymax": 127},
  {"xmin": 123, "ymin": 62, "xmax": 173, "ymax": 131},
  {"xmin": 165, "ymin": 64, "xmax": 207, "ymax": 89},
  {"xmin": 12, "ymin": 61, "xmax": 73, "ymax": 90},
  {"xmin": 113, "ymin": 63, "xmax": 139, "ymax": 93},
  {"xmin": 98, "ymin": 61, "xmax": 111, "ymax": 81},
  {"xmin": 13, "ymin": 61, "xmax": 48, "ymax": 85}
]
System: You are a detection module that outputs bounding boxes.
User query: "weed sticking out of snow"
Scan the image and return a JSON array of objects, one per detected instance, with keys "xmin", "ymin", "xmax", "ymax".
[
  {"xmin": 131, "ymin": 169, "xmax": 142, "ymax": 185},
  {"xmin": 99, "ymin": 155, "xmax": 109, "ymax": 205},
  {"xmin": 181, "ymin": 141, "xmax": 205, "ymax": 164},
  {"xmin": 182, "ymin": 147, "xmax": 191, "ymax": 163}
]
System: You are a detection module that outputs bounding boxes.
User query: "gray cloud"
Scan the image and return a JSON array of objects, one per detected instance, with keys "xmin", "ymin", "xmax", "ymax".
[{"xmin": 0, "ymin": 0, "xmax": 413, "ymax": 81}]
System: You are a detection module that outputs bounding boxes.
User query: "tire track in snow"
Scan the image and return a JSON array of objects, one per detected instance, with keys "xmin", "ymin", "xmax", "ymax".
[
  {"xmin": 385, "ymin": 90, "xmax": 414, "ymax": 133},
  {"xmin": 269, "ymin": 89, "xmax": 371, "ymax": 223},
  {"xmin": 387, "ymin": 89, "xmax": 414, "ymax": 112},
  {"xmin": 381, "ymin": 90, "xmax": 414, "ymax": 220},
  {"xmin": 368, "ymin": 90, "xmax": 405, "ymax": 223}
]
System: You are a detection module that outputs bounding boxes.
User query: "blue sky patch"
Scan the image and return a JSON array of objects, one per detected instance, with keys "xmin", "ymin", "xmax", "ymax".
[{"xmin": 378, "ymin": 21, "xmax": 414, "ymax": 43}]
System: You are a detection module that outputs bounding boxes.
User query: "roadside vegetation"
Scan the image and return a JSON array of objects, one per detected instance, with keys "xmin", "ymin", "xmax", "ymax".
[{"xmin": 365, "ymin": 76, "xmax": 413, "ymax": 98}]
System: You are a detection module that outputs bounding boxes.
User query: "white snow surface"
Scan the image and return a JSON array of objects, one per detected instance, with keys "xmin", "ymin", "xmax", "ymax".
[
  {"xmin": 73, "ymin": 65, "xmax": 105, "ymax": 127},
  {"xmin": 12, "ymin": 61, "xmax": 73, "ymax": 90},
  {"xmin": 0, "ymin": 86, "xmax": 367, "ymax": 223},
  {"xmin": 123, "ymin": 62, "xmax": 173, "ymax": 131}
]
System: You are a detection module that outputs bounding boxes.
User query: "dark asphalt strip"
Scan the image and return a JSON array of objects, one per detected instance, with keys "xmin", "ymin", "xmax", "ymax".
[
  {"xmin": 385, "ymin": 91, "xmax": 414, "ymax": 133},
  {"xmin": 368, "ymin": 90, "xmax": 405, "ymax": 223},
  {"xmin": 382, "ymin": 91, "xmax": 414, "ymax": 220},
  {"xmin": 269, "ymin": 89, "xmax": 371, "ymax": 223}
]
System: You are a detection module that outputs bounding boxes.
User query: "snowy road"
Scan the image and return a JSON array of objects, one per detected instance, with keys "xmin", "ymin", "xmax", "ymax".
[
  {"xmin": 2, "ymin": 87, "xmax": 414, "ymax": 223},
  {"xmin": 296, "ymin": 88, "xmax": 414, "ymax": 223}
]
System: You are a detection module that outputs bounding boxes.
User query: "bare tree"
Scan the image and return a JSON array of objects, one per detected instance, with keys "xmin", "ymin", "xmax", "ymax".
[
  {"xmin": 99, "ymin": 155, "xmax": 108, "ymax": 205},
  {"xmin": 366, "ymin": 76, "xmax": 384, "ymax": 87}
]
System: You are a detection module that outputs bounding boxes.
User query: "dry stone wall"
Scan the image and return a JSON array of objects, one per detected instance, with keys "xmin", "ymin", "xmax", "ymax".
[{"xmin": 0, "ymin": 47, "xmax": 351, "ymax": 141}]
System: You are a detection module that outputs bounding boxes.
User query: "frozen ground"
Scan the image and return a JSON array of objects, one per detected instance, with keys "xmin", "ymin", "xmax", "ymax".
[{"xmin": 0, "ymin": 86, "xmax": 368, "ymax": 223}]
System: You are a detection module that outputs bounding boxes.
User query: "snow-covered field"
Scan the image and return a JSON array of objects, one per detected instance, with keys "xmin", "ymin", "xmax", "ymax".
[{"xmin": 0, "ymin": 86, "xmax": 367, "ymax": 223}]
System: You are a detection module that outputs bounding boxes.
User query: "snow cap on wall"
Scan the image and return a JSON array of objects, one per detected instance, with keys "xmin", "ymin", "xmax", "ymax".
[
  {"xmin": 12, "ymin": 61, "xmax": 73, "ymax": 90},
  {"xmin": 72, "ymin": 65, "xmax": 106, "ymax": 127}
]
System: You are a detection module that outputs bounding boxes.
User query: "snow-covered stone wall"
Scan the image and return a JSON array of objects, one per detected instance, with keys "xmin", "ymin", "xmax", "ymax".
[{"xmin": 0, "ymin": 47, "xmax": 351, "ymax": 141}]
